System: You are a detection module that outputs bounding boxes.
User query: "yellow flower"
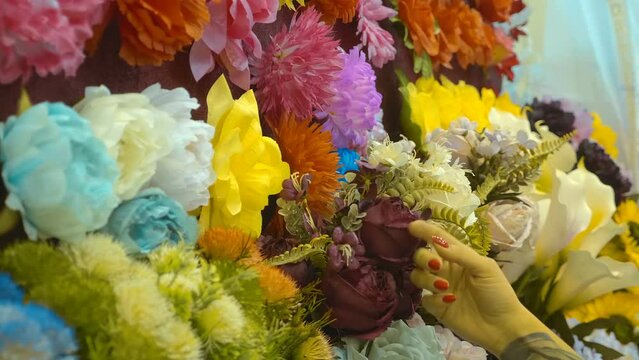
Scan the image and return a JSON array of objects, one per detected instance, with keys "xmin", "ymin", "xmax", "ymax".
[
  {"xmin": 403, "ymin": 76, "xmax": 520, "ymax": 143},
  {"xmin": 590, "ymin": 112, "xmax": 619, "ymax": 159},
  {"xmin": 200, "ymin": 76, "xmax": 290, "ymax": 235},
  {"xmin": 293, "ymin": 332, "xmax": 333, "ymax": 360},
  {"xmin": 280, "ymin": 0, "xmax": 304, "ymax": 9},
  {"xmin": 601, "ymin": 200, "xmax": 639, "ymax": 267},
  {"xmin": 566, "ymin": 291, "xmax": 639, "ymax": 327}
]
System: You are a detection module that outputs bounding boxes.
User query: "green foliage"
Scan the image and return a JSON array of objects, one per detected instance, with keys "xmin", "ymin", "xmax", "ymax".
[
  {"xmin": 340, "ymin": 204, "xmax": 367, "ymax": 232},
  {"xmin": 265, "ymin": 235, "xmax": 332, "ymax": 270},
  {"xmin": 381, "ymin": 168, "xmax": 455, "ymax": 211},
  {"xmin": 429, "ymin": 205, "xmax": 491, "ymax": 255}
]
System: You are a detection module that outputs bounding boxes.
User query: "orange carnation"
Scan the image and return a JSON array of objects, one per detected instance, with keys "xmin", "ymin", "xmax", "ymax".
[
  {"xmin": 311, "ymin": 0, "xmax": 358, "ymax": 23},
  {"xmin": 397, "ymin": 0, "xmax": 438, "ymax": 57},
  {"xmin": 269, "ymin": 114, "xmax": 340, "ymax": 220},
  {"xmin": 475, "ymin": 0, "xmax": 513, "ymax": 22},
  {"xmin": 117, "ymin": 0, "xmax": 209, "ymax": 65}
]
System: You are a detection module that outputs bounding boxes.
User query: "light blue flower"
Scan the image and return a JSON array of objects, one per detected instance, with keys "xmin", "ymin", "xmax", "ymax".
[
  {"xmin": 0, "ymin": 272, "xmax": 78, "ymax": 359},
  {"xmin": 337, "ymin": 148, "xmax": 361, "ymax": 176},
  {"xmin": 103, "ymin": 188, "xmax": 198, "ymax": 255},
  {"xmin": 0, "ymin": 272, "xmax": 23, "ymax": 302},
  {"xmin": 0, "ymin": 102, "xmax": 120, "ymax": 242},
  {"xmin": 335, "ymin": 321, "xmax": 445, "ymax": 360}
]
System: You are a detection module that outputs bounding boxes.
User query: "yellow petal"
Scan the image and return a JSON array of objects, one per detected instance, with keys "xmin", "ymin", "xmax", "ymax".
[
  {"xmin": 207, "ymin": 76, "xmax": 235, "ymax": 128},
  {"xmin": 17, "ymin": 88, "xmax": 32, "ymax": 115}
]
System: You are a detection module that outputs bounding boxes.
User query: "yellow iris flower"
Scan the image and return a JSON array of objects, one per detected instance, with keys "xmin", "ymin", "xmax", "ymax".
[{"xmin": 200, "ymin": 76, "xmax": 290, "ymax": 235}]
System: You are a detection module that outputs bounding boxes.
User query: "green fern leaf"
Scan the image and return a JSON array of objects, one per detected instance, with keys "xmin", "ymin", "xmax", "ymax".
[{"xmin": 265, "ymin": 236, "xmax": 332, "ymax": 269}]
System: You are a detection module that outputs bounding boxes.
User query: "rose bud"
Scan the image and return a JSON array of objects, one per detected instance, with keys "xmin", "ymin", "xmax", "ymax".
[{"xmin": 486, "ymin": 197, "xmax": 539, "ymax": 252}]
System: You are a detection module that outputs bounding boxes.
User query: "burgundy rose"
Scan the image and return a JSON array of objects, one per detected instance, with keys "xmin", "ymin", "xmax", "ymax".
[
  {"xmin": 258, "ymin": 235, "xmax": 315, "ymax": 287},
  {"xmin": 359, "ymin": 197, "xmax": 420, "ymax": 265},
  {"xmin": 322, "ymin": 265, "xmax": 399, "ymax": 339},
  {"xmin": 394, "ymin": 265, "xmax": 422, "ymax": 320}
]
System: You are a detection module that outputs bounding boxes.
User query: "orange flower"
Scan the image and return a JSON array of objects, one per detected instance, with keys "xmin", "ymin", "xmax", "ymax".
[
  {"xmin": 397, "ymin": 0, "xmax": 438, "ymax": 57},
  {"xmin": 198, "ymin": 227, "xmax": 262, "ymax": 266},
  {"xmin": 254, "ymin": 263, "xmax": 299, "ymax": 303},
  {"xmin": 117, "ymin": 0, "xmax": 209, "ymax": 65},
  {"xmin": 269, "ymin": 114, "xmax": 340, "ymax": 220},
  {"xmin": 311, "ymin": 0, "xmax": 358, "ymax": 23},
  {"xmin": 474, "ymin": 0, "xmax": 513, "ymax": 22}
]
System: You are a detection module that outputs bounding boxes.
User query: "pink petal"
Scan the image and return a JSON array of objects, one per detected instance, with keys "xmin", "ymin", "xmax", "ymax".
[
  {"xmin": 220, "ymin": 50, "xmax": 251, "ymax": 90},
  {"xmin": 202, "ymin": 0, "xmax": 228, "ymax": 53},
  {"xmin": 244, "ymin": 31, "xmax": 263, "ymax": 58},
  {"xmin": 228, "ymin": 0, "xmax": 254, "ymax": 40},
  {"xmin": 190, "ymin": 40, "xmax": 215, "ymax": 81},
  {"xmin": 248, "ymin": 0, "xmax": 279, "ymax": 24}
]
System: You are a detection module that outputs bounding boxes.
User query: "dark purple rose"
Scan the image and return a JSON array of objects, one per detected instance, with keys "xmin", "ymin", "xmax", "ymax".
[
  {"xmin": 322, "ymin": 265, "xmax": 399, "ymax": 339},
  {"xmin": 578, "ymin": 140, "xmax": 632, "ymax": 204},
  {"xmin": 525, "ymin": 98, "xmax": 576, "ymax": 137},
  {"xmin": 258, "ymin": 235, "xmax": 315, "ymax": 287},
  {"xmin": 394, "ymin": 265, "xmax": 422, "ymax": 320},
  {"xmin": 359, "ymin": 197, "xmax": 420, "ymax": 265}
]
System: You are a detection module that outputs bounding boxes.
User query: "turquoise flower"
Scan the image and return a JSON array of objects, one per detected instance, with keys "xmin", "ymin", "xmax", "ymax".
[
  {"xmin": 335, "ymin": 321, "xmax": 445, "ymax": 360},
  {"xmin": 337, "ymin": 148, "xmax": 361, "ymax": 176},
  {"xmin": 0, "ymin": 102, "xmax": 119, "ymax": 242},
  {"xmin": 0, "ymin": 273, "xmax": 78, "ymax": 359},
  {"xmin": 103, "ymin": 188, "xmax": 198, "ymax": 255}
]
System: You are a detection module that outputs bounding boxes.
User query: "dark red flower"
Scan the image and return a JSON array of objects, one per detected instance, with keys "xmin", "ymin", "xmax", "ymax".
[
  {"xmin": 322, "ymin": 265, "xmax": 399, "ymax": 339},
  {"xmin": 359, "ymin": 197, "xmax": 420, "ymax": 265},
  {"xmin": 258, "ymin": 234, "xmax": 315, "ymax": 287}
]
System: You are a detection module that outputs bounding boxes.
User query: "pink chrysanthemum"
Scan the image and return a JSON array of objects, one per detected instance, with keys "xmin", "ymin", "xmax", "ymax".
[
  {"xmin": 0, "ymin": 0, "xmax": 107, "ymax": 84},
  {"xmin": 252, "ymin": 7, "xmax": 342, "ymax": 119},
  {"xmin": 357, "ymin": 0, "xmax": 397, "ymax": 68},
  {"xmin": 319, "ymin": 48, "xmax": 382, "ymax": 151}
]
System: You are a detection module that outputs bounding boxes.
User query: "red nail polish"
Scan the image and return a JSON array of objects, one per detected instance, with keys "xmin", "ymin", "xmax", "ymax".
[
  {"xmin": 427, "ymin": 259, "xmax": 441, "ymax": 271},
  {"xmin": 432, "ymin": 235, "xmax": 449, "ymax": 248},
  {"xmin": 434, "ymin": 279, "xmax": 449, "ymax": 290},
  {"xmin": 443, "ymin": 294, "xmax": 456, "ymax": 303}
]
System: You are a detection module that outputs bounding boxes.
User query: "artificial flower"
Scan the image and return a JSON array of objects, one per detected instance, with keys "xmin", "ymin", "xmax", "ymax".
[
  {"xmin": 189, "ymin": 0, "xmax": 279, "ymax": 89},
  {"xmin": 356, "ymin": 0, "xmax": 397, "ymax": 68},
  {"xmin": 571, "ymin": 337, "xmax": 603, "ymax": 360},
  {"xmin": 280, "ymin": 0, "xmax": 305, "ymax": 10},
  {"xmin": 103, "ymin": 188, "xmax": 198, "ymax": 255},
  {"xmin": 0, "ymin": 273, "xmax": 23, "ymax": 302},
  {"xmin": 0, "ymin": 0, "xmax": 108, "ymax": 84},
  {"xmin": 558, "ymin": 99, "xmax": 594, "ymax": 145},
  {"xmin": 525, "ymin": 98, "xmax": 577, "ymax": 139},
  {"xmin": 590, "ymin": 112, "xmax": 619, "ymax": 159},
  {"xmin": 270, "ymin": 114, "xmax": 340, "ymax": 219},
  {"xmin": 566, "ymin": 292, "xmax": 639, "ymax": 327},
  {"xmin": 312, "ymin": 0, "xmax": 358, "ymax": 23},
  {"xmin": 474, "ymin": 0, "xmax": 514, "ymax": 22},
  {"xmin": 577, "ymin": 140, "xmax": 632, "ymax": 205},
  {"xmin": 359, "ymin": 198, "xmax": 420, "ymax": 264},
  {"xmin": 293, "ymin": 332, "xmax": 333, "ymax": 360},
  {"xmin": 195, "ymin": 295, "xmax": 246, "ymax": 345},
  {"xmin": 337, "ymin": 148, "xmax": 361, "ymax": 175},
  {"xmin": 198, "ymin": 227, "xmax": 262, "ymax": 265},
  {"xmin": 252, "ymin": 7, "xmax": 342, "ymax": 119},
  {"xmin": 601, "ymin": 199, "xmax": 639, "ymax": 267},
  {"xmin": 486, "ymin": 198, "xmax": 539, "ymax": 252},
  {"xmin": 200, "ymin": 76, "xmax": 290, "ymax": 235},
  {"xmin": 0, "ymin": 102, "xmax": 119, "ymax": 242},
  {"xmin": 581, "ymin": 329, "xmax": 639, "ymax": 359},
  {"xmin": 258, "ymin": 235, "xmax": 315, "ymax": 287},
  {"xmin": 254, "ymin": 263, "xmax": 300, "ymax": 302},
  {"xmin": 322, "ymin": 264, "xmax": 399, "ymax": 339},
  {"xmin": 74, "ymin": 85, "xmax": 176, "ymax": 200},
  {"xmin": 143, "ymin": 84, "xmax": 216, "ymax": 211},
  {"xmin": 366, "ymin": 136, "xmax": 416, "ymax": 169},
  {"xmin": 319, "ymin": 48, "xmax": 382, "ymax": 151},
  {"xmin": 117, "ymin": 0, "xmax": 209, "ymax": 65},
  {"xmin": 434, "ymin": 325, "xmax": 488, "ymax": 360}
]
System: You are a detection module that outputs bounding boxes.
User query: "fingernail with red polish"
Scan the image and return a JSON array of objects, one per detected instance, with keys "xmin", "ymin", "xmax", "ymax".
[
  {"xmin": 434, "ymin": 279, "xmax": 449, "ymax": 291},
  {"xmin": 432, "ymin": 235, "xmax": 449, "ymax": 248},
  {"xmin": 443, "ymin": 294, "xmax": 456, "ymax": 303},
  {"xmin": 427, "ymin": 259, "xmax": 441, "ymax": 271}
]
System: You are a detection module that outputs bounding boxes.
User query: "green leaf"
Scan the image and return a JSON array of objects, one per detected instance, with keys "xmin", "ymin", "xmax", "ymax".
[
  {"xmin": 546, "ymin": 311, "xmax": 575, "ymax": 347},
  {"xmin": 582, "ymin": 341, "xmax": 624, "ymax": 360},
  {"xmin": 265, "ymin": 236, "xmax": 332, "ymax": 270}
]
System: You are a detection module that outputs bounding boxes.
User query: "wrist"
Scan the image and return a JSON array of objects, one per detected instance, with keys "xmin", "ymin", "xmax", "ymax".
[{"xmin": 491, "ymin": 306, "xmax": 548, "ymax": 356}]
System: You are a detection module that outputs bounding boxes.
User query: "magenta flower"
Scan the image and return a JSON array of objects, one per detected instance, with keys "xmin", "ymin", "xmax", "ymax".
[
  {"xmin": 251, "ymin": 7, "xmax": 342, "ymax": 119},
  {"xmin": 356, "ymin": 0, "xmax": 397, "ymax": 68},
  {"xmin": 0, "ymin": 0, "xmax": 107, "ymax": 84},
  {"xmin": 189, "ymin": 0, "xmax": 279, "ymax": 90},
  {"xmin": 319, "ymin": 48, "xmax": 382, "ymax": 151}
]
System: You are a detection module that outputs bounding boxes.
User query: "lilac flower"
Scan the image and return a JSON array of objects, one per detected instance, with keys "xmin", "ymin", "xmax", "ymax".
[
  {"xmin": 559, "ymin": 99, "xmax": 594, "ymax": 145},
  {"xmin": 320, "ymin": 48, "xmax": 382, "ymax": 152}
]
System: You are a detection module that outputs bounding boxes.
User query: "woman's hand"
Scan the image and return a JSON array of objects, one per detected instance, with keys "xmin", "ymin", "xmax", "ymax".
[{"xmin": 408, "ymin": 220, "xmax": 578, "ymax": 359}]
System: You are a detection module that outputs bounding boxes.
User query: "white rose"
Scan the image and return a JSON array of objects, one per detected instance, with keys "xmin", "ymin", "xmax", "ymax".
[
  {"xmin": 75, "ymin": 85, "xmax": 176, "ymax": 200},
  {"xmin": 486, "ymin": 197, "xmax": 539, "ymax": 252}
]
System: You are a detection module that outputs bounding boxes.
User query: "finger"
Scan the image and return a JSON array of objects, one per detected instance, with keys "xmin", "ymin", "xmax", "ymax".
[
  {"xmin": 410, "ymin": 269, "xmax": 449, "ymax": 293},
  {"xmin": 413, "ymin": 247, "xmax": 445, "ymax": 273},
  {"xmin": 409, "ymin": 220, "xmax": 493, "ymax": 274},
  {"xmin": 420, "ymin": 292, "xmax": 457, "ymax": 319}
]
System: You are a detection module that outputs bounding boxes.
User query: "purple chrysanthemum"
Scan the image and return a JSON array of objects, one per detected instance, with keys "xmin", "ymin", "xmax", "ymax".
[
  {"xmin": 319, "ymin": 48, "xmax": 382, "ymax": 151},
  {"xmin": 577, "ymin": 140, "xmax": 632, "ymax": 204},
  {"xmin": 558, "ymin": 99, "xmax": 593, "ymax": 145},
  {"xmin": 525, "ymin": 98, "xmax": 575, "ymax": 137}
]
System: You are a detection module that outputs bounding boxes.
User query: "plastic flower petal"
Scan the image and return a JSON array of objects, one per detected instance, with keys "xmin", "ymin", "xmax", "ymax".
[
  {"xmin": 75, "ymin": 85, "xmax": 177, "ymax": 200},
  {"xmin": 0, "ymin": 102, "xmax": 119, "ymax": 242},
  {"xmin": 356, "ymin": 0, "xmax": 397, "ymax": 68},
  {"xmin": 0, "ymin": 0, "xmax": 108, "ymax": 84},
  {"xmin": 337, "ymin": 148, "xmax": 361, "ymax": 175},
  {"xmin": 143, "ymin": 84, "xmax": 216, "ymax": 211},
  {"xmin": 567, "ymin": 292, "xmax": 639, "ymax": 327},
  {"xmin": 312, "ymin": 0, "xmax": 358, "ymax": 23},
  {"xmin": 252, "ymin": 7, "xmax": 342, "ymax": 119},
  {"xmin": 590, "ymin": 112, "xmax": 619, "ymax": 159},
  {"xmin": 320, "ymin": 48, "xmax": 382, "ymax": 151},
  {"xmin": 200, "ymin": 76, "xmax": 290, "ymax": 235},
  {"xmin": 117, "ymin": 0, "xmax": 209, "ymax": 65}
]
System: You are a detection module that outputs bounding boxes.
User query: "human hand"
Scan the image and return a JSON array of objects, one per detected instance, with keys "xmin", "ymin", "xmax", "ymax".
[{"xmin": 408, "ymin": 220, "xmax": 577, "ymax": 358}]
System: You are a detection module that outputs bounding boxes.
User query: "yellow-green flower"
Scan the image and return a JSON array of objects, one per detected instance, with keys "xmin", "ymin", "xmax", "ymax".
[
  {"xmin": 200, "ymin": 76, "xmax": 290, "ymax": 235},
  {"xmin": 566, "ymin": 291, "xmax": 639, "ymax": 327},
  {"xmin": 402, "ymin": 76, "xmax": 521, "ymax": 144},
  {"xmin": 590, "ymin": 112, "xmax": 619, "ymax": 159}
]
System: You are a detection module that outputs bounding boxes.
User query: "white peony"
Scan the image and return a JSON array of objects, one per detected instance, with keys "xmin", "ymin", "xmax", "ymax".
[
  {"xmin": 75, "ymin": 85, "xmax": 176, "ymax": 200},
  {"xmin": 434, "ymin": 326, "xmax": 487, "ymax": 360},
  {"xmin": 142, "ymin": 84, "xmax": 216, "ymax": 211}
]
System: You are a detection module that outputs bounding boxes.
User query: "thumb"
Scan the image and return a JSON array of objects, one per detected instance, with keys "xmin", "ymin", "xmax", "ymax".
[{"xmin": 409, "ymin": 220, "xmax": 493, "ymax": 275}]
